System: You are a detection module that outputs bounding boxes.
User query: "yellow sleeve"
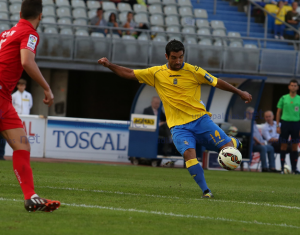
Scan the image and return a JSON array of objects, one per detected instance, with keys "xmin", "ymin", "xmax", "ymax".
[
  {"xmin": 133, "ymin": 67, "xmax": 159, "ymax": 87},
  {"xmin": 194, "ymin": 66, "xmax": 218, "ymax": 87}
]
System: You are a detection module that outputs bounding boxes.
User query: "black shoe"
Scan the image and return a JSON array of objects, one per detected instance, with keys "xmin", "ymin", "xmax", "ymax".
[
  {"xmin": 292, "ymin": 170, "xmax": 300, "ymax": 175},
  {"xmin": 270, "ymin": 169, "xmax": 281, "ymax": 173},
  {"xmin": 24, "ymin": 194, "xmax": 60, "ymax": 212},
  {"xmin": 262, "ymin": 168, "xmax": 270, "ymax": 172},
  {"xmin": 0, "ymin": 158, "xmax": 5, "ymax": 160}
]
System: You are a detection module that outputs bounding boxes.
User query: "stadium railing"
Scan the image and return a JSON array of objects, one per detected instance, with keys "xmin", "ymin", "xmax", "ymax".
[{"xmin": 1, "ymin": 18, "xmax": 300, "ymax": 76}]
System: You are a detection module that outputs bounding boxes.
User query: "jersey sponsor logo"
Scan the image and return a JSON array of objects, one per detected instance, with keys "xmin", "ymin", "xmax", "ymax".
[
  {"xmin": 194, "ymin": 66, "xmax": 199, "ymax": 71},
  {"xmin": 295, "ymin": 106, "xmax": 299, "ymax": 112},
  {"xmin": 173, "ymin": 78, "xmax": 178, "ymax": 85},
  {"xmin": 0, "ymin": 39, "xmax": 6, "ymax": 50},
  {"xmin": 204, "ymin": 73, "xmax": 213, "ymax": 83},
  {"xmin": 1, "ymin": 30, "xmax": 16, "ymax": 38},
  {"xmin": 133, "ymin": 118, "xmax": 155, "ymax": 125},
  {"xmin": 169, "ymin": 75, "xmax": 181, "ymax": 77},
  {"xmin": 27, "ymin": 34, "xmax": 38, "ymax": 50},
  {"xmin": 184, "ymin": 140, "xmax": 189, "ymax": 145}
]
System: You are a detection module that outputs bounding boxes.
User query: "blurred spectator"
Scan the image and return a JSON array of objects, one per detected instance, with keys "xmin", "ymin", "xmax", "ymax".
[
  {"xmin": 246, "ymin": 107, "xmax": 277, "ymax": 172},
  {"xmin": 107, "ymin": 13, "xmax": 122, "ymax": 36},
  {"xmin": 271, "ymin": 0, "xmax": 293, "ymax": 5},
  {"xmin": 12, "ymin": 79, "xmax": 33, "ymax": 115},
  {"xmin": 143, "ymin": 96, "xmax": 172, "ymax": 155},
  {"xmin": 90, "ymin": 7, "xmax": 108, "ymax": 34},
  {"xmin": 274, "ymin": 1, "xmax": 287, "ymax": 39},
  {"xmin": 123, "ymin": 12, "xmax": 148, "ymax": 37},
  {"xmin": 0, "ymin": 135, "xmax": 5, "ymax": 160},
  {"xmin": 285, "ymin": 1, "xmax": 299, "ymax": 39}
]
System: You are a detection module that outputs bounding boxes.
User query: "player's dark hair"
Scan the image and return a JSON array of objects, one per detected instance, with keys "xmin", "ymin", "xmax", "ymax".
[
  {"xmin": 289, "ymin": 79, "xmax": 299, "ymax": 85},
  {"xmin": 21, "ymin": 0, "xmax": 42, "ymax": 20},
  {"xmin": 165, "ymin": 40, "xmax": 185, "ymax": 57},
  {"xmin": 97, "ymin": 7, "xmax": 103, "ymax": 11}
]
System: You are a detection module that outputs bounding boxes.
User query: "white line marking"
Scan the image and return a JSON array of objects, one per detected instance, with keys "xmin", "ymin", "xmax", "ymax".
[
  {"xmin": 8, "ymin": 184, "xmax": 300, "ymax": 211},
  {"xmin": 0, "ymin": 197, "xmax": 299, "ymax": 229}
]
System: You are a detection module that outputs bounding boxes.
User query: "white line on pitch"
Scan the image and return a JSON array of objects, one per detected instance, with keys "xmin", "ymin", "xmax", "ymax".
[
  {"xmin": 6, "ymin": 184, "xmax": 300, "ymax": 211},
  {"xmin": 0, "ymin": 197, "xmax": 299, "ymax": 229}
]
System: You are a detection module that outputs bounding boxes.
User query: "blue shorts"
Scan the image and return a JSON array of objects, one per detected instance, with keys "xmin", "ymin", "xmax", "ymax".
[{"xmin": 170, "ymin": 114, "xmax": 232, "ymax": 155}]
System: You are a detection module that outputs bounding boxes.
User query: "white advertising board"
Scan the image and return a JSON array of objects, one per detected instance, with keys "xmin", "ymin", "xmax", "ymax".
[
  {"xmin": 4, "ymin": 115, "xmax": 46, "ymax": 158},
  {"xmin": 129, "ymin": 114, "xmax": 157, "ymax": 131},
  {"xmin": 45, "ymin": 117, "xmax": 130, "ymax": 162}
]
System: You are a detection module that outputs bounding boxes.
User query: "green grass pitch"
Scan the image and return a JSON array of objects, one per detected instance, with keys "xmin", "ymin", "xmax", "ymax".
[{"xmin": 0, "ymin": 160, "xmax": 299, "ymax": 235}]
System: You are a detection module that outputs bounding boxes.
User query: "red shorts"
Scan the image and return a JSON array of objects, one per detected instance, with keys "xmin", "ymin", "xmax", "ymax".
[{"xmin": 0, "ymin": 96, "xmax": 24, "ymax": 132}]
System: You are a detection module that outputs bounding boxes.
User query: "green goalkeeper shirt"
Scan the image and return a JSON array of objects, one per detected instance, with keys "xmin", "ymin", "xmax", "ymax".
[{"xmin": 277, "ymin": 94, "xmax": 300, "ymax": 122}]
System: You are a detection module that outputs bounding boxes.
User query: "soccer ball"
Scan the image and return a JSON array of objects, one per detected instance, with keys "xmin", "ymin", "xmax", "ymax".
[
  {"xmin": 218, "ymin": 147, "xmax": 242, "ymax": 170},
  {"xmin": 284, "ymin": 164, "xmax": 291, "ymax": 174}
]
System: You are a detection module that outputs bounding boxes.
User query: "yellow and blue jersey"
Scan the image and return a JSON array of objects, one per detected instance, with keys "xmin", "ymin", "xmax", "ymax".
[{"xmin": 133, "ymin": 62, "xmax": 218, "ymax": 128}]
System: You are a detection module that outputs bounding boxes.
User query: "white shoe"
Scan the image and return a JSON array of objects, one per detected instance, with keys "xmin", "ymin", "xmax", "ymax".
[
  {"xmin": 275, "ymin": 35, "xmax": 279, "ymax": 39},
  {"xmin": 280, "ymin": 36, "xmax": 284, "ymax": 40}
]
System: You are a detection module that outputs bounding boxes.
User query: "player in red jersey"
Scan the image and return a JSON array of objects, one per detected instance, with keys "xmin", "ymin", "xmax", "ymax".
[{"xmin": 0, "ymin": 0, "xmax": 60, "ymax": 212}]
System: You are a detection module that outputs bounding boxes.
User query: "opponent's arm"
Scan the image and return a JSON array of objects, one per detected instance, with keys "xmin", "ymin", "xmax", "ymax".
[
  {"xmin": 98, "ymin": 57, "xmax": 137, "ymax": 80},
  {"xmin": 215, "ymin": 78, "xmax": 252, "ymax": 103},
  {"xmin": 276, "ymin": 108, "xmax": 282, "ymax": 134},
  {"xmin": 20, "ymin": 49, "xmax": 54, "ymax": 106}
]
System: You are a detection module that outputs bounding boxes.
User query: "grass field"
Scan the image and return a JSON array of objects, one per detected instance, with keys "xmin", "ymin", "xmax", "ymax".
[{"xmin": 0, "ymin": 160, "xmax": 299, "ymax": 235}]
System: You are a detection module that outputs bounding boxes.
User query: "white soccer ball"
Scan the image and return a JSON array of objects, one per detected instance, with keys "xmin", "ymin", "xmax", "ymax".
[
  {"xmin": 218, "ymin": 147, "xmax": 242, "ymax": 170},
  {"xmin": 284, "ymin": 164, "xmax": 291, "ymax": 174}
]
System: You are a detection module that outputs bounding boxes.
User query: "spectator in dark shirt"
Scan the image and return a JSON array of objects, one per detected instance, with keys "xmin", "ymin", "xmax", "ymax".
[
  {"xmin": 107, "ymin": 13, "xmax": 122, "ymax": 36},
  {"xmin": 90, "ymin": 7, "xmax": 108, "ymax": 34},
  {"xmin": 123, "ymin": 12, "xmax": 148, "ymax": 37},
  {"xmin": 286, "ymin": 1, "xmax": 299, "ymax": 39}
]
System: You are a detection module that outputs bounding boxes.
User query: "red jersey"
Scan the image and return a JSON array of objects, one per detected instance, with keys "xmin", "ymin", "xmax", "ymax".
[{"xmin": 0, "ymin": 19, "xmax": 39, "ymax": 101}]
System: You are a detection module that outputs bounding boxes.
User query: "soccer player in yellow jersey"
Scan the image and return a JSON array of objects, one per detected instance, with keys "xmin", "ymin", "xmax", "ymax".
[{"xmin": 98, "ymin": 40, "xmax": 252, "ymax": 198}]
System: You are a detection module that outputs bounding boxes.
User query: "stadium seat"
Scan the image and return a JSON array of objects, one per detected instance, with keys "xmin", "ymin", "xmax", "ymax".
[
  {"xmin": 0, "ymin": 12, "xmax": 8, "ymax": 20},
  {"xmin": 213, "ymin": 29, "xmax": 226, "ymax": 39},
  {"xmin": 181, "ymin": 17, "xmax": 195, "ymax": 27},
  {"xmin": 58, "ymin": 18, "xmax": 72, "ymax": 28},
  {"xmin": 44, "ymin": 27, "xmax": 58, "ymax": 34},
  {"xmin": 73, "ymin": 8, "xmax": 88, "ymax": 20},
  {"xmin": 10, "ymin": 13, "xmax": 19, "ymax": 21},
  {"xmin": 149, "ymin": 5, "xmax": 164, "ymax": 15},
  {"xmin": 197, "ymin": 28, "xmax": 211, "ymax": 37},
  {"xmin": 167, "ymin": 26, "xmax": 181, "ymax": 38},
  {"xmin": 37, "ymin": 27, "xmax": 42, "ymax": 33},
  {"xmin": 0, "ymin": 24, "xmax": 10, "ymax": 33},
  {"xmin": 56, "ymin": 0, "xmax": 70, "ymax": 7},
  {"xmin": 244, "ymin": 44, "xmax": 258, "ymax": 49},
  {"xmin": 178, "ymin": 0, "xmax": 192, "ymax": 8},
  {"xmin": 214, "ymin": 40, "xmax": 226, "ymax": 46},
  {"xmin": 118, "ymin": 3, "xmax": 132, "ymax": 12},
  {"xmin": 42, "ymin": 17, "xmax": 56, "ymax": 25},
  {"xmin": 165, "ymin": 16, "xmax": 180, "ymax": 27},
  {"xmin": 211, "ymin": 20, "xmax": 226, "ymax": 30},
  {"xmin": 0, "ymin": 2, "xmax": 8, "ymax": 12},
  {"xmin": 169, "ymin": 36, "xmax": 182, "ymax": 41},
  {"xmin": 9, "ymin": 0, "xmax": 22, "ymax": 3},
  {"xmin": 42, "ymin": 0, "xmax": 55, "ymax": 7},
  {"xmin": 182, "ymin": 27, "xmax": 196, "ymax": 38},
  {"xmin": 122, "ymin": 35, "xmax": 136, "ymax": 40},
  {"xmin": 153, "ymin": 35, "xmax": 167, "ymax": 42},
  {"xmin": 134, "ymin": 4, "xmax": 148, "ymax": 14},
  {"xmin": 56, "ymin": 7, "xmax": 72, "ymax": 19},
  {"xmin": 151, "ymin": 26, "xmax": 165, "ymax": 36},
  {"xmin": 102, "ymin": 2, "xmax": 117, "ymax": 12},
  {"xmin": 43, "ymin": 6, "xmax": 56, "ymax": 18},
  {"xmin": 179, "ymin": 7, "xmax": 194, "ymax": 17},
  {"xmin": 184, "ymin": 37, "xmax": 197, "ymax": 44},
  {"xmin": 75, "ymin": 29, "xmax": 89, "ymax": 36},
  {"xmin": 162, "ymin": 0, "xmax": 177, "ymax": 6},
  {"xmin": 196, "ymin": 19, "xmax": 210, "ymax": 29},
  {"xmin": 91, "ymin": 32, "xmax": 105, "ymax": 37},
  {"xmin": 150, "ymin": 15, "xmax": 164, "ymax": 26},
  {"xmin": 106, "ymin": 34, "xmax": 120, "ymax": 38},
  {"xmin": 71, "ymin": 0, "xmax": 86, "ymax": 9},
  {"xmin": 60, "ymin": 28, "xmax": 73, "ymax": 35},
  {"xmin": 148, "ymin": 0, "xmax": 163, "ymax": 6},
  {"xmin": 88, "ymin": 10, "xmax": 97, "ymax": 19},
  {"xmin": 228, "ymin": 32, "xmax": 242, "ymax": 42},
  {"xmin": 194, "ymin": 9, "xmax": 208, "ymax": 19},
  {"xmin": 164, "ymin": 6, "xmax": 178, "ymax": 16},
  {"xmin": 138, "ymin": 34, "xmax": 149, "ymax": 41},
  {"xmin": 135, "ymin": 13, "xmax": 149, "ymax": 24},
  {"xmin": 74, "ymin": 19, "xmax": 87, "ymax": 28},
  {"xmin": 229, "ymin": 41, "xmax": 243, "ymax": 47},
  {"xmin": 119, "ymin": 12, "xmax": 128, "ymax": 24},
  {"xmin": 199, "ymin": 39, "xmax": 212, "ymax": 46},
  {"xmin": 9, "ymin": 3, "xmax": 21, "ymax": 14},
  {"xmin": 87, "ymin": 1, "xmax": 100, "ymax": 10}
]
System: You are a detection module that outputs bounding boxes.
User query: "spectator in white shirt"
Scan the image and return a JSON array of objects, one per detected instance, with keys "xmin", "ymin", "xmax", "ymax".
[
  {"xmin": 12, "ymin": 79, "xmax": 33, "ymax": 115},
  {"xmin": 262, "ymin": 110, "xmax": 291, "ymax": 153}
]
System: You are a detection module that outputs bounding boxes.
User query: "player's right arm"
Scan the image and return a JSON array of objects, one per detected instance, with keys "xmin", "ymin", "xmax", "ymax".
[
  {"xmin": 276, "ymin": 96, "xmax": 283, "ymax": 134},
  {"xmin": 20, "ymin": 49, "xmax": 54, "ymax": 106},
  {"xmin": 98, "ymin": 57, "xmax": 137, "ymax": 80}
]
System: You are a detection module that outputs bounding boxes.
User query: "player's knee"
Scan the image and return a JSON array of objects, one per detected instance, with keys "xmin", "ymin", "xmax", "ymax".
[{"xmin": 183, "ymin": 148, "xmax": 196, "ymax": 161}]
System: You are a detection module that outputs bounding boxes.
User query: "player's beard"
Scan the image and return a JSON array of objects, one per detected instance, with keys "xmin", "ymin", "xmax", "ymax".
[
  {"xmin": 36, "ymin": 21, "xmax": 40, "ymax": 30},
  {"xmin": 169, "ymin": 63, "xmax": 182, "ymax": 71}
]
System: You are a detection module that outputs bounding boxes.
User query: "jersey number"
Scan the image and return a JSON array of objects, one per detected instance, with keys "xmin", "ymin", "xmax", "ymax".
[
  {"xmin": 0, "ymin": 39, "xmax": 6, "ymax": 50},
  {"xmin": 215, "ymin": 130, "xmax": 221, "ymax": 140}
]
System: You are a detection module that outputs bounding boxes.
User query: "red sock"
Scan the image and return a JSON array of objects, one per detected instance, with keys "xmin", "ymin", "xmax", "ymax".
[{"xmin": 13, "ymin": 150, "xmax": 35, "ymax": 200}]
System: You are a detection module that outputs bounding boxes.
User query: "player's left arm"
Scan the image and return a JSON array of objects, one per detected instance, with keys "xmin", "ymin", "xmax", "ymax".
[{"xmin": 215, "ymin": 79, "xmax": 252, "ymax": 104}]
